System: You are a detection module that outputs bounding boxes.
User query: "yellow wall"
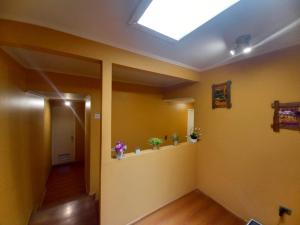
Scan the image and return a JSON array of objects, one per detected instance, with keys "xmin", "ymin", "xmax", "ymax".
[
  {"xmin": 165, "ymin": 46, "xmax": 300, "ymax": 225},
  {"xmin": 0, "ymin": 50, "xmax": 51, "ymax": 225},
  {"xmin": 112, "ymin": 82, "xmax": 193, "ymax": 152},
  {"xmin": 0, "ymin": 21, "xmax": 202, "ymax": 225},
  {"xmin": 25, "ymin": 70, "xmax": 101, "ymax": 196},
  {"xmin": 102, "ymin": 143, "xmax": 198, "ymax": 225},
  {"xmin": 0, "ymin": 20, "xmax": 200, "ymax": 82}
]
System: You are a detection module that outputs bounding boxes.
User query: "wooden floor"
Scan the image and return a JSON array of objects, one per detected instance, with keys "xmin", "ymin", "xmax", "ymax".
[
  {"xmin": 134, "ymin": 190, "xmax": 244, "ymax": 225},
  {"xmin": 30, "ymin": 163, "xmax": 243, "ymax": 225},
  {"xmin": 29, "ymin": 162, "xmax": 98, "ymax": 225},
  {"xmin": 30, "ymin": 195, "xmax": 98, "ymax": 225},
  {"xmin": 42, "ymin": 162, "xmax": 86, "ymax": 207}
]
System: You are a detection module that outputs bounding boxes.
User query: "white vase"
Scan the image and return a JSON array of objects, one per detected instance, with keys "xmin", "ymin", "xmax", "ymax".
[
  {"xmin": 173, "ymin": 140, "xmax": 178, "ymax": 145},
  {"xmin": 190, "ymin": 138, "xmax": 197, "ymax": 143},
  {"xmin": 116, "ymin": 151, "xmax": 124, "ymax": 160}
]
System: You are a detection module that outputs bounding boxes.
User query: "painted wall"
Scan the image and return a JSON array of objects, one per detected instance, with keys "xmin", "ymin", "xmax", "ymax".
[
  {"xmin": 0, "ymin": 50, "xmax": 51, "ymax": 225},
  {"xmin": 102, "ymin": 143, "xmax": 198, "ymax": 225},
  {"xmin": 0, "ymin": 20, "xmax": 201, "ymax": 82},
  {"xmin": 112, "ymin": 82, "xmax": 193, "ymax": 152},
  {"xmin": 0, "ymin": 21, "xmax": 202, "ymax": 225},
  {"xmin": 165, "ymin": 46, "xmax": 300, "ymax": 225},
  {"xmin": 25, "ymin": 70, "xmax": 101, "ymax": 196}
]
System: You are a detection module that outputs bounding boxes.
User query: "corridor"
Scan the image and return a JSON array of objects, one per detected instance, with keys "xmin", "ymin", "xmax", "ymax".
[{"xmin": 29, "ymin": 163, "xmax": 98, "ymax": 225}]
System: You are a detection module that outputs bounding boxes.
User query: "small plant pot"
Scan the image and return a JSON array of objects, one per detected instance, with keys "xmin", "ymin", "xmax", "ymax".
[
  {"xmin": 116, "ymin": 151, "xmax": 124, "ymax": 160},
  {"xmin": 190, "ymin": 138, "xmax": 198, "ymax": 143},
  {"xmin": 152, "ymin": 145, "xmax": 160, "ymax": 150},
  {"xmin": 173, "ymin": 140, "xmax": 179, "ymax": 146}
]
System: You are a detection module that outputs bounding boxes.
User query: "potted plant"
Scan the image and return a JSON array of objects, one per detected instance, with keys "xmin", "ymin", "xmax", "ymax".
[
  {"xmin": 148, "ymin": 137, "xmax": 163, "ymax": 150},
  {"xmin": 171, "ymin": 133, "xmax": 179, "ymax": 145},
  {"xmin": 113, "ymin": 140, "xmax": 127, "ymax": 160},
  {"xmin": 189, "ymin": 128, "xmax": 201, "ymax": 143}
]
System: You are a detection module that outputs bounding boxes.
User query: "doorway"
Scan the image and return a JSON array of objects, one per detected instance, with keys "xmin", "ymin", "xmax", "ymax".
[
  {"xmin": 187, "ymin": 108, "xmax": 195, "ymax": 136},
  {"xmin": 41, "ymin": 99, "xmax": 87, "ymax": 206},
  {"xmin": 51, "ymin": 103, "xmax": 76, "ymax": 165}
]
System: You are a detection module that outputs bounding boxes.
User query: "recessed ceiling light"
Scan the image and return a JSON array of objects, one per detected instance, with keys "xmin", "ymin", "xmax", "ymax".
[{"xmin": 137, "ymin": 0, "xmax": 240, "ymax": 41}]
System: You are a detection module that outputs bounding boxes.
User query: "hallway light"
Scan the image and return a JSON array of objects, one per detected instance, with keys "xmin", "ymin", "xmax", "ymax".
[{"xmin": 65, "ymin": 101, "xmax": 71, "ymax": 106}]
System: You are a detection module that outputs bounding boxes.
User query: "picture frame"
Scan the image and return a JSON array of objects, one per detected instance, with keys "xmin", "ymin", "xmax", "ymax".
[
  {"xmin": 246, "ymin": 219, "xmax": 263, "ymax": 225},
  {"xmin": 212, "ymin": 80, "xmax": 232, "ymax": 109},
  {"xmin": 271, "ymin": 101, "xmax": 300, "ymax": 132}
]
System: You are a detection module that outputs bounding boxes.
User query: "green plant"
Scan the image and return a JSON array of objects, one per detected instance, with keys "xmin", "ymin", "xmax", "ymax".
[
  {"xmin": 148, "ymin": 137, "xmax": 163, "ymax": 147},
  {"xmin": 171, "ymin": 133, "xmax": 179, "ymax": 142},
  {"xmin": 189, "ymin": 128, "xmax": 201, "ymax": 140}
]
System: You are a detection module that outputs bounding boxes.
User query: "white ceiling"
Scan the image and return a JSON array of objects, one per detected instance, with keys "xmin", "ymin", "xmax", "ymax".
[
  {"xmin": 0, "ymin": 0, "xmax": 299, "ymax": 71},
  {"xmin": 2, "ymin": 46, "xmax": 190, "ymax": 87}
]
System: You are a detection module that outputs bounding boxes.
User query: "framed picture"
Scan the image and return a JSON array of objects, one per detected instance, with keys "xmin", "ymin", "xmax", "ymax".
[
  {"xmin": 271, "ymin": 101, "xmax": 300, "ymax": 132},
  {"xmin": 246, "ymin": 219, "xmax": 263, "ymax": 225},
  {"xmin": 212, "ymin": 80, "xmax": 232, "ymax": 109}
]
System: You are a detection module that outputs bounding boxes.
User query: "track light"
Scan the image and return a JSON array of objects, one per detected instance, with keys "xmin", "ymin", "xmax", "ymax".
[
  {"xmin": 243, "ymin": 47, "xmax": 252, "ymax": 54},
  {"xmin": 230, "ymin": 34, "xmax": 252, "ymax": 56},
  {"xmin": 230, "ymin": 50, "xmax": 236, "ymax": 56}
]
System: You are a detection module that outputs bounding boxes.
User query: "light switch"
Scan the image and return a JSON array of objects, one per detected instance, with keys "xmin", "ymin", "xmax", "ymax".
[{"xmin": 94, "ymin": 113, "xmax": 101, "ymax": 119}]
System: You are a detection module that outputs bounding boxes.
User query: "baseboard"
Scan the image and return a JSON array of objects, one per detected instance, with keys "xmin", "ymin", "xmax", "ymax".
[{"xmin": 126, "ymin": 189, "xmax": 197, "ymax": 225}]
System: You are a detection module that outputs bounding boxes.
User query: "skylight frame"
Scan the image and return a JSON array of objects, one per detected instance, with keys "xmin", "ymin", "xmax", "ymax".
[{"xmin": 130, "ymin": 0, "xmax": 240, "ymax": 42}]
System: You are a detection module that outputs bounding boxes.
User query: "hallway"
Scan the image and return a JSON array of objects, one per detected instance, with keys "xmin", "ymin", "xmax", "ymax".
[
  {"xmin": 42, "ymin": 162, "xmax": 86, "ymax": 207},
  {"xmin": 29, "ymin": 163, "xmax": 99, "ymax": 225}
]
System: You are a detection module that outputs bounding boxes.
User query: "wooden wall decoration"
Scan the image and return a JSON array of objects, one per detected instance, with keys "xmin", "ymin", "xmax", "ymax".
[
  {"xmin": 271, "ymin": 101, "xmax": 300, "ymax": 132},
  {"xmin": 212, "ymin": 80, "xmax": 232, "ymax": 109}
]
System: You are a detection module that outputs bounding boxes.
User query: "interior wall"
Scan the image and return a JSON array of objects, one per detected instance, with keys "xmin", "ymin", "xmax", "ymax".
[
  {"xmin": 25, "ymin": 70, "xmax": 101, "ymax": 196},
  {"xmin": 165, "ymin": 46, "xmax": 300, "ymax": 225},
  {"xmin": 0, "ymin": 50, "xmax": 51, "ymax": 225},
  {"xmin": 102, "ymin": 143, "xmax": 197, "ymax": 225},
  {"xmin": 0, "ymin": 21, "xmax": 203, "ymax": 225},
  {"xmin": 112, "ymin": 82, "xmax": 193, "ymax": 152}
]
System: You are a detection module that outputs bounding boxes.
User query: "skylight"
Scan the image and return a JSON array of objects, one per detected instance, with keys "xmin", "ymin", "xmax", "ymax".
[{"xmin": 137, "ymin": 0, "xmax": 240, "ymax": 41}]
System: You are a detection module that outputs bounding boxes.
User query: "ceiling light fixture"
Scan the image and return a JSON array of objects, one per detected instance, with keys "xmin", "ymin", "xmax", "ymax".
[
  {"xmin": 134, "ymin": 0, "xmax": 240, "ymax": 41},
  {"xmin": 64, "ymin": 101, "xmax": 71, "ymax": 106},
  {"xmin": 230, "ymin": 34, "xmax": 253, "ymax": 56},
  {"xmin": 243, "ymin": 47, "xmax": 252, "ymax": 54}
]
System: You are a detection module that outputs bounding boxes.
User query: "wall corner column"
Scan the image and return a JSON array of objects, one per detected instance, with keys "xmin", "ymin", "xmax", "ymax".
[
  {"xmin": 100, "ymin": 60, "xmax": 112, "ymax": 224},
  {"xmin": 101, "ymin": 60, "xmax": 112, "ymax": 163}
]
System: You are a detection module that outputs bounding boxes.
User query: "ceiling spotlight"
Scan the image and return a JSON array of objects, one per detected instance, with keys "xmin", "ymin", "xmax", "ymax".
[
  {"xmin": 230, "ymin": 34, "xmax": 252, "ymax": 56},
  {"xmin": 243, "ymin": 47, "xmax": 252, "ymax": 54},
  {"xmin": 64, "ymin": 101, "xmax": 71, "ymax": 106}
]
